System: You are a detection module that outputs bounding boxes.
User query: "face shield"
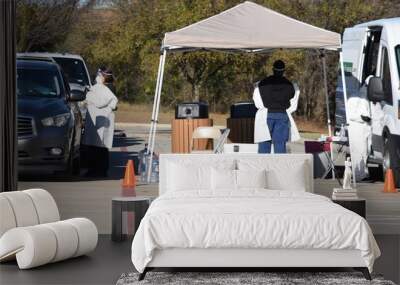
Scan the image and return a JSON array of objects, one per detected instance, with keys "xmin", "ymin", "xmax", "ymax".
[{"xmin": 95, "ymin": 73, "xmax": 104, "ymax": 84}]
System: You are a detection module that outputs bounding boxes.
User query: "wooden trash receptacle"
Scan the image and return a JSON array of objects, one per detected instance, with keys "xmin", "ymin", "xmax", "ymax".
[
  {"xmin": 226, "ymin": 117, "xmax": 254, "ymax": 143},
  {"xmin": 171, "ymin": 118, "xmax": 213, "ymax": 153}
]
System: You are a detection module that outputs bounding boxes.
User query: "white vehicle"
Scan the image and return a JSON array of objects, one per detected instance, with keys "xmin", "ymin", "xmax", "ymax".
[
  {"xmin": 336, "ymin": 18, "xmax": 400, "ymax": 187},
  {"xmin": 18, "ymin": 52, "xmax": 92, "ymax": 121}
]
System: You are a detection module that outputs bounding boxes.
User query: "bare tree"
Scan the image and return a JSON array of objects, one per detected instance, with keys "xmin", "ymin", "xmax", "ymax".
[{"xmin": 16, "ymin": 0, "xmax": 94, "ymax": 52}]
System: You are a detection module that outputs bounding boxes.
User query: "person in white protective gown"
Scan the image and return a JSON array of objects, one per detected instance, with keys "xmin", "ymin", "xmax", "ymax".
[
  {"xmin": 347, "ymin": 92, "xmax": 372, "ymax": 181},
  {"xmin": 253, "ymin": 60, "xmax": 301, "ymax": 153},
  {"xmin": 83, "ymin": 68, "xmax": 118, "ymax": 177}
]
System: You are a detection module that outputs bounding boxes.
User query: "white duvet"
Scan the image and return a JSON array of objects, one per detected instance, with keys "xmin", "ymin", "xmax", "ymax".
[{"xmin": 131, "ymin": 190, "xmax": 380, "ymax": 273}]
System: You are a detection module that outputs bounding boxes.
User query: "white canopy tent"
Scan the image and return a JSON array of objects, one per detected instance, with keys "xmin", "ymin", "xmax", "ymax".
[{"xmin": 147, "ymin": 1, "xmax": 353, "ymax": 184}]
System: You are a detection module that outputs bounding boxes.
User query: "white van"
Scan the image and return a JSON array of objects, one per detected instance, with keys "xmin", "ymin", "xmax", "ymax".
[{"xmin": 336, "ymin": 18, "xmax": 400, "ymax": 187}]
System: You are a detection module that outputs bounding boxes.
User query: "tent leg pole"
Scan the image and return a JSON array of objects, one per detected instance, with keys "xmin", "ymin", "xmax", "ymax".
[
  {"xmin": 147, "ymin": 50, "xmax": 167, "ymax": 183},
  {"xmin": 146, "ymin": 54, "xmax": 163, "ymax": 183},
  {"xmin": 322, "ymin": 54, "xmax": 332, "ymax": 137},
  {"xmin": 147, "ymin": 54, "xmax": 163, "ymax": 153},
  {"xmin": 340, "ymin": 51, "xmax": 356, "ymax": 188},
  {"xmin": 322, "ymin": 54, "xmax": 334, "ymax": 180}
]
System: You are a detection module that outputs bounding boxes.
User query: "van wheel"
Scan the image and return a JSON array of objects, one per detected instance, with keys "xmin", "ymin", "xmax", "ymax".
[
  {"xmin": 382, "ymin": 137, "xmax": 391, "ymax": 175},
  {"xmin": 368, "ymin": 164, "xmax": 384, "ymax": 181},
  {"xmin": 383, "ymin": 136, "xmax": 400, "ymax": 188}
]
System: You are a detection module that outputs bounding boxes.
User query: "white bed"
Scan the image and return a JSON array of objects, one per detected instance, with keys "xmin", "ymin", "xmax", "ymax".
[{"xmin": 131, "ymin": 154, "xmax": 380, "ymax": 280}]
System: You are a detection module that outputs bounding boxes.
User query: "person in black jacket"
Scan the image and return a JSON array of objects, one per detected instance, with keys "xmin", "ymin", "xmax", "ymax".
[{"xmin": 257, "ymin": 60, "xmax": 294, "ymax": 153}]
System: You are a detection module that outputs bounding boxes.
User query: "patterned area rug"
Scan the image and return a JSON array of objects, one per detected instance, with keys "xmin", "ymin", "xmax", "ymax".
[{"xmin": 117, "ymin": 272, "xmax": 396, "ymax": 285}]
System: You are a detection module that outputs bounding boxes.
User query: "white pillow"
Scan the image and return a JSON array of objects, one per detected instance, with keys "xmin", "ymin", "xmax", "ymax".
[
  {"xmin": 211, "ymin": 168, "xmax": 236, "ymax": 191},
  {"xmin": 237, "ymin": 159, "xmax": 308, "ymax": 191},
  {"xmin": 167, "ymin": 163, "xmax": 211, "ymax": 191},
  {"xmin": 236, "ymin": 169, "xmax": 267, "ymax": 189},
  {"xmin": 266, "ymin": 162, "xmax": 306, "ymax": 191}
]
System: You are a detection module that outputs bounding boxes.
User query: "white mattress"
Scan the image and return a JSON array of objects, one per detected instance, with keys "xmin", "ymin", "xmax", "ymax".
[{"xmin": 131, "ymin": 190, "xmax": 380, "ymax": 273}]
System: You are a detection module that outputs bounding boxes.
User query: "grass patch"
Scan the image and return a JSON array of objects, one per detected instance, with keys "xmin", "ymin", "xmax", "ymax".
[{"xmin": 115, "ymin": 102, "xmax": 228, "ymax": 125}]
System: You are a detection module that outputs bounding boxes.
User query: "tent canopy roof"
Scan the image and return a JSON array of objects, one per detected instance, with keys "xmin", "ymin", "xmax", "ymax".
[{"xmin": 163, "ymin": 1, "xmax": 341, "ymax": 52}]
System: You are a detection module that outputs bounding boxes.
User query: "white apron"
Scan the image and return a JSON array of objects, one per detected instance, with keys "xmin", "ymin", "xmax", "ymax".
[
  {"xmin": 253, "ymin": 82, "xmax": 300, "ymax": 143},
  {"xmin": 83, "ymin": 83, "xmax": 118, "ymax": 149}
]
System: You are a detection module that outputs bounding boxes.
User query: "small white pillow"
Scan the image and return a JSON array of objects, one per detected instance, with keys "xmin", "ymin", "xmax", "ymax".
[
  {"xmin": 266, "ymin": 162, "xmax": 306, "ymax": 191},
  {"xmin": 167, "ymin": 163, "xmax": 211, "ymax": 191},
  {"xmin": 236, "ymin": 169, "xmax": 267, "ymax": 189},
  {"xmin": 211, "ymin": 168, "xmax": 236, "ymax": 191}
]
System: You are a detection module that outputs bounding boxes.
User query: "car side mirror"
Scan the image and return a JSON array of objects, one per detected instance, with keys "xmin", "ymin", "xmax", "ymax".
[
  {"xmin": 367, "ymin": 77, "xmax": 385, "ymax": 103},
  {"xmin": 69, "ymin": 89, "xmax": 86, "ymax": 102}
]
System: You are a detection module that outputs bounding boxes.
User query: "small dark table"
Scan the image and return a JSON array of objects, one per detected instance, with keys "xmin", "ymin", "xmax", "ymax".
[
  {"xmin": 332, "ymin": 198, "xmax": 366, "ymax": 218},
  {"xmin": 112, "ymin": 196, "xmax": 154, "ymax": 242}
]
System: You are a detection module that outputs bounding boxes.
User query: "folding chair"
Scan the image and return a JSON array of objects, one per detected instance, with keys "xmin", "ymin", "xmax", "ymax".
[{"xmin": 190, "ymin": 126, "xmax": 221, "ymax": 153}]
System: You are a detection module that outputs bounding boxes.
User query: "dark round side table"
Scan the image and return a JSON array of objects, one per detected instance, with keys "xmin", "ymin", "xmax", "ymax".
[{"xmin": 111, "ymin": 196, "xmax": 154, "ymax": 242}]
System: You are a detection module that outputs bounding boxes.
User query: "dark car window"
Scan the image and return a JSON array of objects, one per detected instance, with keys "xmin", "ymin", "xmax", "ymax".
[
  {"xmin": 17, "ymin": 68, "xmax": 61, "ymax": 98},
  {"xmin": 381, "ymin": 47, "xmax": 393, "ymax": 105},
  {"xmin": 53, "ymin": 57, "xmax": 89, "ymax": 86},
  {"xmin": 362, "ymin": 30, "xmax": 381, "ymax": 83}
]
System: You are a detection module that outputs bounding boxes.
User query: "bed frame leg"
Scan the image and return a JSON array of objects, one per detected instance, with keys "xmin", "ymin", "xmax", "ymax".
[
  {"xmin": 138, "ymin": 268, "xmax": 148, "ymax": 281},
  {"xmin": 354, "ymin": 267, "xmax": 371, "ymax": 280}
]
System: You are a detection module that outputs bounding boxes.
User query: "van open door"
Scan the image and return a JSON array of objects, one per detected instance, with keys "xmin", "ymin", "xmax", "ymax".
[
  {"xmin": 336, "ymin": 26, "xmax": 369, "ymax": 129},
  {"xmin": 337, "ymin": 26, "xmax": 383, "ymax": 181}
]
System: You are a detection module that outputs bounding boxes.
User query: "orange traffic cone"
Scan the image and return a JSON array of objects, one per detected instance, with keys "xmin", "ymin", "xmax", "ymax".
[
  {"xmin": 122, "ymin": 160, "xmax": 136, "ymax": 196},
  {"xmin": 383, "ymin": 169, "xmax": 397, "ymax": 193}
]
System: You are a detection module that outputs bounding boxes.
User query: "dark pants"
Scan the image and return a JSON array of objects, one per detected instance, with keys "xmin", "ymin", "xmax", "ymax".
[
  {"xmin": 258, "ymin": 112, "xmax": 289, "ymax": 154},
  {"xmin": 83, "ymin": 145, "xmax": 109, "ymax": 176}
]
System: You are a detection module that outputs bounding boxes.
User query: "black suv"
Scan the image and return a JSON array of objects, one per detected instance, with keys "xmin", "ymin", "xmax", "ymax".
[{"xmin": 17, "ymin": 58, "xmax": 85, "ymax": 174}]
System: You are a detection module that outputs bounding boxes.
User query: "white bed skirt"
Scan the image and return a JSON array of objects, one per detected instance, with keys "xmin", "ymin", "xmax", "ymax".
[{"xmin": 148, "ymin": 248, "xmax": 366, "ymax": 268}]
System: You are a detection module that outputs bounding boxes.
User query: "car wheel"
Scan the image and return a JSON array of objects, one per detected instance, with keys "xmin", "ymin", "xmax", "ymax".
[
  {"xmin": 67, "ymin": 148, "xmax": 81, "ymax": 176},
  {"xmin": 66, "ymin": 132, "xmax": 81, "ymax": 176},
  {"xmin": 66, "ymin": 147, "xmax": 74, "ymax": 175},
  {"xmin": 72, "ymin": 152, "xmax": 81, "ymax": 175}
]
